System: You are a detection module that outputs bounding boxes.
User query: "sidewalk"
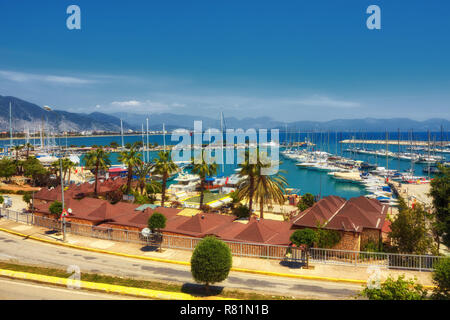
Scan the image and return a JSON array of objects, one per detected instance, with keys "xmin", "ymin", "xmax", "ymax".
[{"xmin": 0, "ymin": 218, "xmax": 434, "ymax": 286}]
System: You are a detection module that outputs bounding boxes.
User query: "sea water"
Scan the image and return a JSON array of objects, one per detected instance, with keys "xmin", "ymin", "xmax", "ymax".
[{"xmin": 2, "ymin": 131, "xmax": 448, "ymax": 199}]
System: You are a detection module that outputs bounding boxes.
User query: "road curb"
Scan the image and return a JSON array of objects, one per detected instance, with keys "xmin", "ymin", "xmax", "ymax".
[
  {"xmin": 0, "ymin": 268, "xmax": 230, "ymax": 300},
  {"xmin": 0, "ymin": 226, "xmax": 436, "ymax": 288}
]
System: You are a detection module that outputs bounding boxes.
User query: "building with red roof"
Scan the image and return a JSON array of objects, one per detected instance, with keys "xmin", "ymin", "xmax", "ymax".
[{"xmin": 290, "ymin": 196, "xmax": 389, "ymax": 251}]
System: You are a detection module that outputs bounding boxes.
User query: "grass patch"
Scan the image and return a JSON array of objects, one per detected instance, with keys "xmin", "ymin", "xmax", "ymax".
[{"xmin": 0, "ymin": 261, "xmax": 295, "ymax": 300}]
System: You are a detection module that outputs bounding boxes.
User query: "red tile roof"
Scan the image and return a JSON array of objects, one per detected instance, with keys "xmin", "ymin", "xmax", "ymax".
[
  {"xmin": 162, "ymin": 213, "xmax": 236, "ymax": 237},
  {"xmin": 108, "ymin": 207, "xmax": 182, "ymax": 230},
  {"xmin": 217, "ymin": 217, "xmax": 294, "ymax": 245},
  {"xmin": 291, "ymin": 195, "xmax": 346, "ymax": 228},
  {"xmin": 291, "ymin": 196, "xmax": 389, "ymax": 233}
]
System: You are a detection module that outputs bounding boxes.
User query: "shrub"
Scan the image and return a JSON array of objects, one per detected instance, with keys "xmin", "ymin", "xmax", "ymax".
[
  {"xmin": 22, "ymin": 193, "xmax": 32, "ymax": 207},
  {"xmin": 49, "ymin": 201, "xmax": 63, "ymax": 216},
  {"xmin": 361, "ymin": 239, "xmax": 383, "ymax": 252},
  {"xmin": 148, "ymin": 212, "xmax": 167, "ymax": 233},
  {"xmin": 0, "ymin": 195, "xmax": 4, "ymax": 204},
  {"xmin": 432, "ymin": 257, "xmax": 450, "ymax": 300},
  {"xmin": 297, "ymin": 193, "xmax": 315, "ymax": 212},
  {"xmin": 360, "ymin": 275, "xmax": 428, "ymax": 300},
  {"xmin": 233, "ymin": 204, "xmax": 250, "ymax": 219},
  {"xmin": 315, "ymin": 228, "xmax": 342, "ymax": 248},
  {"xmin": 290, "ymin": 228, "xmax": 317, "ymax": 248},
  {"xmin": 190, "ymin": 237, "xmax": 232, "ymax": 292}
]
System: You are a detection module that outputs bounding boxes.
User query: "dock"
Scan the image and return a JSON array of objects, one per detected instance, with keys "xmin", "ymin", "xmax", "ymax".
[{"xmin": 340, "ymin": 139, "xmax": 450, "ymax": 146}]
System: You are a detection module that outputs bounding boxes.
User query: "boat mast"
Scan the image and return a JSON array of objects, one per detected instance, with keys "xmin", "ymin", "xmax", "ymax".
[
  {"xmin": 220, "ymin": 112, "xmax": 224, "ymax": 173},
  {"xmin": 397, "ymin": 128, "xmax": 400, "ymax": 172},
  {"xmin": 385, "ymin": 129, "xmax": 389, "ymax": 173},
  {"xmin": 146, "ymin": 117, "xmax": 149, "ymax": 162},
  {"xmin": 427, "ymin": 130, "xmax": 431, "ymax": 179},
  {"xmin": 141, "ymin": 123, "xmax": 145, "ymax": 162},
  {"xmin": 163, "ymin": 123, "xmax": 166, "ymax": 152},
  {"xmin": 9, "ymin": 102, "xmax": 13, "ymax": 149},
  {"xmin": 120, "ymin": 119, "xmax": 124, "ymax": 149}
]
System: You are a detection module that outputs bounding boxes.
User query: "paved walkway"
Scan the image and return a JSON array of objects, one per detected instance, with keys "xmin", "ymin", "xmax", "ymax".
[{"xmin": 0, "ymin": 218, "xmax": 434, "ymax": 286}]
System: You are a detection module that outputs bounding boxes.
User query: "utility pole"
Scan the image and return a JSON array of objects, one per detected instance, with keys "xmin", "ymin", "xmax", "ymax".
[{"xmin": 60, "ymin": 157, "xmax": 66, "ymax": 242}]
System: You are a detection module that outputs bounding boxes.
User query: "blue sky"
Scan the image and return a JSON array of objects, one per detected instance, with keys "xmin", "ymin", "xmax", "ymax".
[{"xmin": 0, "ymin": 0, "xmax": 449, "ymax": 121}]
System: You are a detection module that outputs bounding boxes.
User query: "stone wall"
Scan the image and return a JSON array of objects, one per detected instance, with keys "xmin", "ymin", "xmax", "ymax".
[{"xmin": 332, "ymin": 231, "xmax": 360, "ymax": 251}]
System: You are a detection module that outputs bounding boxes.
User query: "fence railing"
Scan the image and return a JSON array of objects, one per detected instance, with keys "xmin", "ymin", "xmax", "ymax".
[{"xmin": 0, "ymin": 208, "xmax": 444, "ymax": 271}]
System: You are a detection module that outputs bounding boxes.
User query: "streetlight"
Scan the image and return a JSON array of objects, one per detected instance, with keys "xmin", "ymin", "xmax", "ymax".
[{"xmin": 46, "ymin": 105, "xmax": 67, "ymax": 242}]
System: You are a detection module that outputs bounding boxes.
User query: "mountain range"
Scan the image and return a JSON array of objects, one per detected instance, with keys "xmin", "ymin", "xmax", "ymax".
[
  {"xmin": 0, "ymin": 95, "xmax": 133, "ymax": 132},
  {"xmin": 1, "ymin": 95, "xmax": 449, "ymax": 133}
]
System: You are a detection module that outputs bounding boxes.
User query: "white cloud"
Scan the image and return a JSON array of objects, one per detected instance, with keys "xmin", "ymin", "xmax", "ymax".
[
  {"xmin": 111, "ymin": 100, "xmax": 142, "ymax": 107},
  {"xmin": 0, "ymin": 70, "xmax": 96, "ymax": 85}
]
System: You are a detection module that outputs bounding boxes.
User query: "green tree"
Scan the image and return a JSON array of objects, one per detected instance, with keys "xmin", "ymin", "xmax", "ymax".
[
  {"xmin": 190, "ymin": 237, "xmax": 232, "ymax": 293},
  {"xmin": 11, "ymin": 145, "xmax": 24, "ymax": 161},
  {"xmin": 237, "ymin": 150, "xmax": 258, "ymax": 214},
  {"xmin": 24, "ymin": 143, "xmax": 33, "ymax": 159},
  {"xmin": 0, "ymin": 195, "xmax": 4, "ymax": 204},
  {"xmin": 153, "ymin": 151, "xmax": 178, "ymax": 207},
  {"xmin": 134, "ymin": 161, "xmax": 153, "ymax": 195},
  {"xmin": 432, "ymin": 257, "xmax": 450, "ymax": 300},
  {"xmin": 290, "ymin": 228, "xmax": 317, "ymax": 248},
  {"xmin": 192, "ymin": 152, "xmax": 218, "ymax": 208},
  {"xmin": 22, "ymin": 157, "xmax": 48, "ymax": 186},
  {"xmin": 22, "ymin": 193, "xmax": 32, "ymax": 209},
  {"xmin": 298, "ymin": 193, "xmax": 315, "ymax": 211},
  {"xmin": 109, "ymin": 141, "xmax": 119, "ymax": 149},
  {"xmin": 84, "ymin": 148, "xmax": 112, "ymax": 195},
  {"xmin": 233, "ymin": 204, "xmax": 250, "ymax": 219},
  {"xmin": 315, "ymin": 226, "xmax": 342, "ymax": 248},
  {"xmin": 360, "ymin": 275, "xmax": 428, "ymax": 300},
  {"xmin": 148, "ymin": 212, "xmax": 167, "ymax": 233},
  {"xmin": 118, "ymin": 147, "xmax": 142, "ymax": 194},
  {"xmin": 252, "ymin": 155, "xmax": 287, "ymax": 220},
  {"xmin": 389, "ymin": 197, "xmax": 435, "ymax": 254},
  {"xmin": 428, "ymin": 164, "xmax": 450, "ymax": 249},
  {"xmin": 0, "ymin": 158, "xmax": 17, "ymax": 180},
  {"xmin": 49, "ymin": 201, "xmax": 63, "ymax": 216}
]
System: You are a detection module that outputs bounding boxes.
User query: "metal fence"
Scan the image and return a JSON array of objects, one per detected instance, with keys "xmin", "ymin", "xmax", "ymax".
[{"xmin": 0, "ymin": 208, "xmax": 444, "ymax": 271}]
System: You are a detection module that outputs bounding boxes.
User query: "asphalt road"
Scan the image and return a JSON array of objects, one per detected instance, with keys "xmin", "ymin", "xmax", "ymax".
[
  {"xmin": 0, "ymin": 231, "xmax": 362, "ymax": 299},
  {"xmin": 0, "ymin": 278, "xmax": 139, "ymax": 300}
]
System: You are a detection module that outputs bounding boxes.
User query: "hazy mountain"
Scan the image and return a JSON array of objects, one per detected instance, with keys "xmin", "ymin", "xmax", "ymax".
[
  {"xmin": 115, "ymin": 111, "xmax": 450, "ymax": 132},
  {"xmin": 0, "ymin": 95, "xmax": 133, "ymax": 132},
  {"xmin": 2, "ymin": 95, "xmax": 449, "ymax": 132}
]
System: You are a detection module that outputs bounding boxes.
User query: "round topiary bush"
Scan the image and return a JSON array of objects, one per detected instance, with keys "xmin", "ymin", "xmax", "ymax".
[
  {"xmin": 190, "ymin": 236, "xmax": 232, "ymax": 292},
  {"xmin": 148, "ymin": 212, "xmax": 167, "ymax": 233}
]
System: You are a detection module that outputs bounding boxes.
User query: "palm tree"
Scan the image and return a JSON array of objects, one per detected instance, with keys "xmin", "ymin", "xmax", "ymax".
[
  {"xmin": 12, "ymin": 145, "xmax": 24, "ymax": 161},
  {"xmin": 238, "ymin": 151, "xmax": 287, "ymax": 219},
  {"xmin": 61, "ymin": 158, "xmax": 76, "ymax": 184},
  {"xmin": 153, "ymin": 151, "xmax": 178, "ymax": 207},
  {"xmin": 192, "ymin": 153, "xmax": 218, "ymax": 208},
  {"xmin": 237, "ymin": 150, "xmax": 258, "ymax": 214},
  {"xmin": 118, "ymin": 147, "xmax": 142, "ymax": 194},
  {"xmin": 134, "ymin": 161, "xmax": 153, "ymax": 195},
  {"xmin": 84, "ymin": 148, "xmax": 112, "ymax": 195},
  {"xmin": 24, "ymin": 143, "xmax": 33, "ymax": 159}
]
